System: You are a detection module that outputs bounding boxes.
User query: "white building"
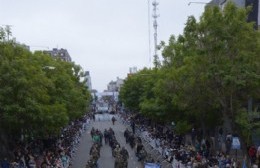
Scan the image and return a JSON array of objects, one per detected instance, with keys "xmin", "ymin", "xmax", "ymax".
[{"xmin": 107, "ymin": 77, "xmax": 124, "ymax": 92}]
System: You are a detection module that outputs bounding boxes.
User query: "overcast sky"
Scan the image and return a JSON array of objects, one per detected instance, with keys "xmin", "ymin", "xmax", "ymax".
[{"xmin": 0, "ymin": 0, "xmax": 209, "ymax": 92}]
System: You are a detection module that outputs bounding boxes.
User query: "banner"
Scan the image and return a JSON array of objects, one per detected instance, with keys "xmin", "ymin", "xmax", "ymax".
[
  {"xmin": 144, "ymin": 163, "xmax": 161, "ymax": 168},
  {"xmin": 232, "ymin": 137, "xmax": 241, "ymax": 150}
]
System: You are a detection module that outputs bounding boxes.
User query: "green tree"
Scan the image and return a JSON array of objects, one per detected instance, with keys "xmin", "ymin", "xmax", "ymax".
[
  {"xmin": 119, "ymin": 70, "xmax": 147, "ymax": 112},
  {"xmin": 0, "ymin": 32, "xmax": 91, "ymax": 138}
]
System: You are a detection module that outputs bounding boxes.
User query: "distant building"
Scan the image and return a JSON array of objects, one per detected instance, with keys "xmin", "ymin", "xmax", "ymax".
[
  {"xmin": 44, "ymin": 48, "xmax": 72, "ymax": 62},
  {"xmin": 129, "ymin": 67, "xmax": 138, "ymax": 74},
  {"xmin": 85, "ymin": 71, "xmax": 92, "ymax": 91},
  {"xmin": 107, "ymin": 81, "xmax": 117, "ymax": 92},
  {"xmin": 127, "ymin": 67, "xmax": 138, "ymax": 77},
  {"xmin": 107, "ymin": 77, "xmax": 124, "ymax": 92},
  {"xmin": 246, "ymin": 0, "xmax": 260, "ymax": 29}
]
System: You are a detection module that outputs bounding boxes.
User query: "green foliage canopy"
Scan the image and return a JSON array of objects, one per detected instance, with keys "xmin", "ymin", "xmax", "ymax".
[
  {"xmin": 0, "ymin": 30, "xmax": 91, "ymax": 138},
  {"xmin": 119, "ymin": 2, "xmax": 260, "ymax": 135}
]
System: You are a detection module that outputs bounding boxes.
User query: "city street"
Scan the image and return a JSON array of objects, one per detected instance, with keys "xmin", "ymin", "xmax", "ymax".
[{"xmin": 71, "ymin": 114, "xmax": 143, "ymax": 168}]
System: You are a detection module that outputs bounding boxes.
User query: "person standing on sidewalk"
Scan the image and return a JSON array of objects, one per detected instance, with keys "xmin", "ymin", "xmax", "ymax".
[{"xmin": 131, "ymin": 120, "xmax": 135, "ymax": 134}]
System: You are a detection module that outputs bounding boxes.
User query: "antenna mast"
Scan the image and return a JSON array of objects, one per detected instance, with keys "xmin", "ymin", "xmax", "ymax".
[
  {"xmin": 148, "ymin": 0, "xmax": 152, "ymax": 67},
  {"xmin": 152, "ymin": 0, "xmax": 160, "ymax": 68}
]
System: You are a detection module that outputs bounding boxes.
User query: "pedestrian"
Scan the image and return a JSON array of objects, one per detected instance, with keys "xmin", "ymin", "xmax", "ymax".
[
  {"xmin": 93, "ymin": 114, "xmax": 95, "ymax": 122},
  {"xmin": 112, "ymin": 116, "xmax": 116, "ymax": 125},
  {"xmin": 131, "ymin": 120, "xmax": 135, "ymax": 134},
  {"xmin": 137, "ymin": 148, "xmax": 147, "ymax": 162},
  {"xmin": 257, "ymin": 146, "xmax": 260, "ymax": 167},
  {"xmin": 249, "ymin": 145, "xmax": 257, "ymax": 165}
]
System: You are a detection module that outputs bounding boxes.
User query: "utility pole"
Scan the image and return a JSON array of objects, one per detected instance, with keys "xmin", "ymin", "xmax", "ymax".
[{"xmin": 152, "ymin": 0, "xmax": 160, "ymax": 68}]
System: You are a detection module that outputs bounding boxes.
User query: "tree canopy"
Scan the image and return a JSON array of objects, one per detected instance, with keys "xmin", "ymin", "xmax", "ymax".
[
  {"xmin": 0, "ymin": 27, "xmax": 91, "ymax": 138},
  {"xmin": 119, "ymin": 2, "xmax": 260, "ymax": 137}
]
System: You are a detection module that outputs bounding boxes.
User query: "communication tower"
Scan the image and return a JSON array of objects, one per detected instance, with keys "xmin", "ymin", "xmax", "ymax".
[{"xmin": 152, "ymin": 0, "xmax": 160, "ymax": 67}]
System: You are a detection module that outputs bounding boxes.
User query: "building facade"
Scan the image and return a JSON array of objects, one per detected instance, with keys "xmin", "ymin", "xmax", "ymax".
[
  {"xmin": 44, "ymin": 48, "xmax": 72, "ymax": 62},
  {"xmin": 107, "ymin": 77, "xmax": 124, "ymax": 92},
  {"xmin": 210, "ymin": 0, "xmax": 259, "ymax": 29},
  {"xmin": 85, "ymin": 71, "xmax": 92, "ymax": 91},
  {"xmin": 246, "ymin": 0, "xmax": 260, "ymax": 29}
]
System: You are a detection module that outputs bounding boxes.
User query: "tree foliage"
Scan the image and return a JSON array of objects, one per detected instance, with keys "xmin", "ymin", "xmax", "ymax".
[
  {"xmin": 119, "ymin": 2, "xmax": 260, "ymax": 136},
  {"xmin": 0, "ymin": 28, "xmax": 91, "ymax": 138}
]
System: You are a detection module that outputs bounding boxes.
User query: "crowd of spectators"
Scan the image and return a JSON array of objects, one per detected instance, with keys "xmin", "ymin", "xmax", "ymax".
[
  {"xmin": 119, "ymin": 112, "xmax": 260, "ymax": 168},
  {"xmin": 1, "ymin": 114, "xmax": 92, "ymax": 168}
]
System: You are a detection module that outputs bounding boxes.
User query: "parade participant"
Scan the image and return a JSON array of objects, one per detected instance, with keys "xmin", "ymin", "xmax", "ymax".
[
  {"xmin": 92, "ymin": 130, "xmax": 101, "ymax": 144},
  {"xmin": 112, "ymin": 116, "xmax": 116, "ymax": 125},
  {"xmin": 124, "ymin": 128, "xmax": 130, "ymax": 143},
  {"xmin": 114, "ymin": 154, "xmax": 124, "ymax": 168},
  {"xmin": 91, "ymin": 127, "xmax": 95, "ymax": 139},
  {"xmin": 89, "ymin": 146, "xmax": 100, "ymax": 167},
  {"xmin": 109, "ymin": 127, "xmax": 115, "ymax": 136},
  {"xmin": 104, "ymin": 129, "xmax": 109, "ymax": 144},
  {"xmin": 120, "ymin": 147, "xmax": 129, "ymax": 168},
  {"xmin": 90, "ymin": 143, "xmax": 100, "ymax": 157},
  {"xmin": 113, "ymin": 145, "xmax": 121, "ymax": 158},
  {"xmin": 85, "ymin": 156, "xmax": 98, "ymax": 168},
  {"xmin": 97, "ymin": 130, "xmax": 103, "ymax": 146}
]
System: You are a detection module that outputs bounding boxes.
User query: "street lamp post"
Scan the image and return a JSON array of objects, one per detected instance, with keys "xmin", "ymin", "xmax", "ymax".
[
  {"xmin": 188, "ymin": 1, "xmax": 210, "ymax": 6},
  {"xmin": 188, "ymin": 1, "xmax": 222, "ymax": 8}
]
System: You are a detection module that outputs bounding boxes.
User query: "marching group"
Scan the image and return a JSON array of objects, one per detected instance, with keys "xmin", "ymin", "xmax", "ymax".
[{"xmin": 85, "ymin": 127, "xmax": 129, "ymax": 168}]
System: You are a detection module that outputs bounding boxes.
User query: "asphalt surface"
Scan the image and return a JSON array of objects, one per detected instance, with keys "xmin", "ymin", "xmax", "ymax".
[{"xmin": 71, "ymin": 114, "xmax": 143, "ymax": 168}]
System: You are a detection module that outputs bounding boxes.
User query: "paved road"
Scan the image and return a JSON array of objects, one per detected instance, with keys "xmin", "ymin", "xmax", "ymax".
[{"xmin": 72, "ymin": 114, "xmax": 143, "ymax": 168}]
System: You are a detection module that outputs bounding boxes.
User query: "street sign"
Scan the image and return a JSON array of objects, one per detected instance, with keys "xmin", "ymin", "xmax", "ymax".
[{"xmin": 232, "ymin": 137, "xmax": 241, "ymax": 150}]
